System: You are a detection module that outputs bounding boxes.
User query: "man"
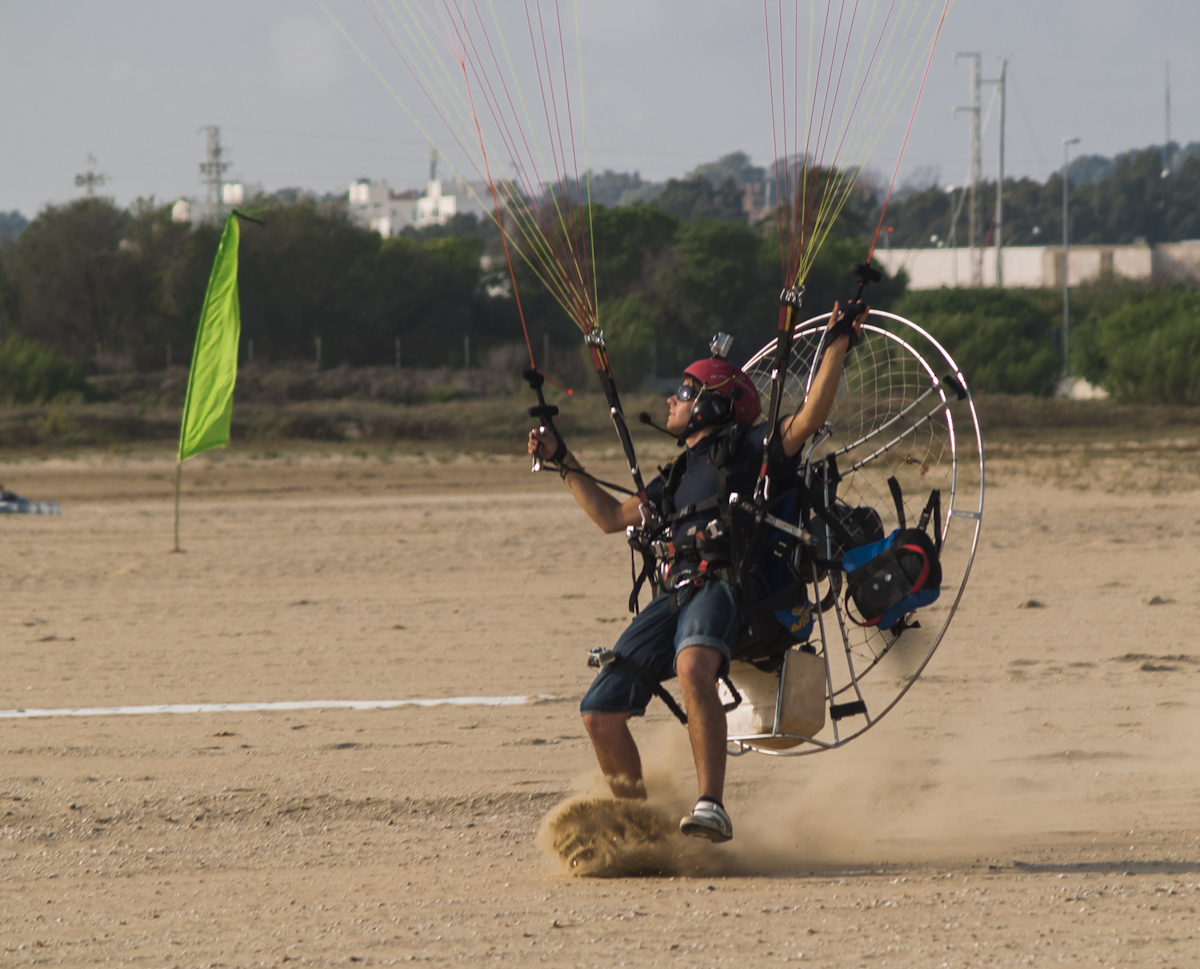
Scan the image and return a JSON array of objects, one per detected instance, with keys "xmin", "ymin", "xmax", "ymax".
[{"xmin": 527, "ymin": 302, "xmax": 866, "ymax": 843}]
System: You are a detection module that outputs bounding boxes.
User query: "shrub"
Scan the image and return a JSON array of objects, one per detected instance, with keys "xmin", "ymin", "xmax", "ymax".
[
  {"xmin": 890, "ymin": 289, "xmax": 1062, "ymax": 396},
  {"xmin": 0, "ymin": 333, "xmax": 86, "ymax": 404},
  {"xmin": 597, "ymin": 292, "xmax": 655, "ymax": 387},
  {"xmin": 1096, "ymin": 289, "xmax": 1200, "ymax": 404}
]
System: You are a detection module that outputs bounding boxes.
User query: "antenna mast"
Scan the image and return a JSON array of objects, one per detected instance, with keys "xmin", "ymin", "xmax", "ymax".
[
  {"xmin": 199, "ymin": 126, "xmax": 232, "ymax": 224},
  {"xmin": 74, "ymin": 153, "xmax": 108, "ymax": 196}
]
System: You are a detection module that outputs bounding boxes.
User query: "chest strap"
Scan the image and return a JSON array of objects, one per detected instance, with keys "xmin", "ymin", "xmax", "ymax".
[{"xmin": 664, "ymin": 494, "xmax": 721, "ymax": 524}]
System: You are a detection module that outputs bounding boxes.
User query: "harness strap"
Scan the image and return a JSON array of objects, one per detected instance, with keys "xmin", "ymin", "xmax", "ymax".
[
  {"xmin": 627, "ymin": 535, "xmax": 659, "ymax": 614},
  {"xmin": 659, "ymin": 453, "xmax": 688, "ymax": 517},
  {"xmin": 887, "ymin": 476, "xmax": 906, "ymax": 529},
  {"xmin": 917, "ymin": 489, "xmax": 943, "ymax": 552},
  {"xmin": 652, "ymin": 682, "xmax": 689, "ymax": 724},
  {"xmin": 603, "ymin": 653, "xmax": 742, "ymax": 726},
  {"xmin": 664, "ymin": 495, "xmax": 720, "ymax": 524},
  {"xmin": 654, "ymin": 676, "xmax": 743, "ymax": 726}
]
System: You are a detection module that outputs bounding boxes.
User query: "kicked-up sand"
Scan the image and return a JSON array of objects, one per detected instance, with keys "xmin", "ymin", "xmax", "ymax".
[{"xmin": 2, "ymin": 444, "xmax": 1200, "ymax": 966}]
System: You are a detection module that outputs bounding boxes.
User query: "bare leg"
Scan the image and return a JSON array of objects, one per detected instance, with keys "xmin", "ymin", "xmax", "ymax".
[
  {"xmin": 675, "ymin": 645, "xmax": 726, "ymax": 802},
  {"xmin": 582, "ymin": 711, "xmax": 646, "ymax": 799}
]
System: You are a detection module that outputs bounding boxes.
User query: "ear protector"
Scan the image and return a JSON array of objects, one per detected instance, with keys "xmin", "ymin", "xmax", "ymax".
[{"xmin": 683, "ymin": 384, "xmax": 744, "ymax": 438}]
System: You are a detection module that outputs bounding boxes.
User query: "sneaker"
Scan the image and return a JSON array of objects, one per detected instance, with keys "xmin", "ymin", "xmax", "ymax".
[{"xmin": 679, "ymin": 798, "xmax": 733, "ymax": 843}]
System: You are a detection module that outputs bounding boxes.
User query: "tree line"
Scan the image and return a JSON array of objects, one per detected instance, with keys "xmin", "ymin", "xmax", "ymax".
[
  {"xmin": 3, "ymin": 139, "xmax": 1200, "ymax": 408},
  {"xmin": 0, "ymin": 192, "xmax": 900, "ymax": 403},
  {"xmin": 879, "ymin": 145, "xmax": 1200, "ymax": 249},
  {"xmin": 0, "ymin": 197, "xmax": 495, "ymax": 375}
]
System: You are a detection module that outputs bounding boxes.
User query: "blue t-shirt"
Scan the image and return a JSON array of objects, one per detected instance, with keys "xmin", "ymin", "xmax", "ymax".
[{"xmin": 644, "ymin": 421, "xmax": 802, "ymax": 564}]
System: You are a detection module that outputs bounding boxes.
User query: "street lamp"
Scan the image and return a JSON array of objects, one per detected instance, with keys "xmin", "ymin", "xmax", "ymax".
[{"xmin": 1062, "ymin": 137, "xmax": 1080, "ymax": 389}]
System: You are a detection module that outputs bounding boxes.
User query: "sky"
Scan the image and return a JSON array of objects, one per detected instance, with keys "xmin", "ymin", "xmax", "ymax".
[{"xmin": 1, "ymin": 1, "xmax": 1197, "ymax": 218}]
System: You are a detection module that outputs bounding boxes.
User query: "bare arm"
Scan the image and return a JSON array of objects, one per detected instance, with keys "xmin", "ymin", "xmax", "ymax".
[
  {"xmin": 779, "ymin": 301, "xmax": 867, "ymax": 458},
  {"xmin": 528, "ymin": 428, "xmax": 646, "ymax": 533}
]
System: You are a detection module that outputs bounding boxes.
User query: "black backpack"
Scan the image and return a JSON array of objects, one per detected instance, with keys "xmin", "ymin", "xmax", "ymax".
[{"xmin": 842, "ymin": 481, "xmax": 943, "ymax": 632}]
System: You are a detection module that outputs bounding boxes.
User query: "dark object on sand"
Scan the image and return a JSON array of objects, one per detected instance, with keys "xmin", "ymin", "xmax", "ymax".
[{"xmin": 0, "ymin": 489, "xmax": 61, "ymax": 515}]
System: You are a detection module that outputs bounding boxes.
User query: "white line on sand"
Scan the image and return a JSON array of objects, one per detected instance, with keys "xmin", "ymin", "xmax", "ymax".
[{"xmin": 0, "ymin": 696, "xmax": 559, "ymax": 720}]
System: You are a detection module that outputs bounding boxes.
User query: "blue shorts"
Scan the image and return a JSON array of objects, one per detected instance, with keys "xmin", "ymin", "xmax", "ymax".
[{"xmin": 579, "ymin": 578, "xmax": 744, "ymax": 717}]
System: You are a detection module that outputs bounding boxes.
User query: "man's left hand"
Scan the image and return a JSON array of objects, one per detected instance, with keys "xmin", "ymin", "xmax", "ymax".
[{"xmin": 828, "ymin": 300, "xmax": 868, "ymax": 347}]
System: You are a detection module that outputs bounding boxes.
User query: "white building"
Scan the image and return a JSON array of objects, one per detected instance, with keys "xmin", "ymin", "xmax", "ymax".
[
  {"xmin": 416, "ymin": 179, "xmax": 456, "ymax": 227},
  {"xmin": 348, "ymin": 179, "xmax": 419, "ymax": 237},
  {"xmin": 349, "ymin": 176, "xmax": 493, "ymax": 236},
  {"xmin": 874, "ymin": 241, "xmax": 1200, "ymax": 289}
]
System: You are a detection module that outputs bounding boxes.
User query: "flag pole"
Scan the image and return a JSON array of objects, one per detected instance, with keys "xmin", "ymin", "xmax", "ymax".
[
  {"xmin": 174, "ymin": 462, "xmax": 183, "ymax": 553},
  {"xmin": 173, "ymin": 209, "xmax": 261, "ymax": 553}
]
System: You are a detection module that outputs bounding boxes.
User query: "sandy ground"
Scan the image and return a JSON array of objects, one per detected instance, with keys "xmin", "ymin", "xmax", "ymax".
[{"xmin": 2, "ymin": 445, "xmax": 1200, "ymax": 967}]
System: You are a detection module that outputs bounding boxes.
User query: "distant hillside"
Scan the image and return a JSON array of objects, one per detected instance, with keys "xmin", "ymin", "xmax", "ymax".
[{"xmin": 0, "ymin": 210, "xmax": 29, "ymax": 241}]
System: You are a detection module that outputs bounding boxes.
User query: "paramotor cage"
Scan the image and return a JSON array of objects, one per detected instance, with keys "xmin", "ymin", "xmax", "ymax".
[{"xmin": 724, "ymin": 310, "xmax": 984, "ymax": 756}]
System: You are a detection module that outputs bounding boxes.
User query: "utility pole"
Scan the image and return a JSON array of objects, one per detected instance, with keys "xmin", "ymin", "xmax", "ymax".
[
  {"xmin": 429, "ymin": 146, "xmax": 438, "ymax": 184},
  {"xmin": 945, "ymin": 185, "xmax": 969, "ymax": 287},
  {"xmin": 982, "ymin": 60, "xmax": 1007, "ymax": 286},
  {"xmin": 954, "ymin": 53, "xmax": 982, "ymax": 286},
  {"xmin": 198, "ymin": 126, "xmax": 231, "ymax": 224},
  {"xmin": 1062, "ymin": 137, "xmax": 1080, "ymax": 388},
  {"xmin": 1164, "ymin": 61, "xmax": 1172, "ymax": 177},
  {"xmin": 946, "ymin": 186, "xmax": 958, "ymax": 287},
  {"xmin": 74, "ymin": 153, "xmax": 108, "ymax": 196}
]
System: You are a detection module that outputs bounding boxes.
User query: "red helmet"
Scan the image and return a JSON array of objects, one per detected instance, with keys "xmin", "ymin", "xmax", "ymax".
[{"xmin": 682, "ymin": 358, "xmax": 762, "ymax": 425}]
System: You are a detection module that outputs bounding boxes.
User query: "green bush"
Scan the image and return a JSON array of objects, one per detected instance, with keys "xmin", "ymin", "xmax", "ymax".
[
  {"xmin": 596, "ymin": 292, "xmax": 655, "ymax": 386},
  {"xmin": 0, "ymin": 332, "xmax": 86, "ymax": 404},
  {"xmin": 1095, "ymin": 289, "xmax": 1200, "ymax": 404},
  {"xmin": 890, "ymin": 289, "xmax": 1062, "ymax": 396}
]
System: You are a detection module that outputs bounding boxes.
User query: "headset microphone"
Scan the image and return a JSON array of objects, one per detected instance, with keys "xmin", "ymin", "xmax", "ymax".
[{"xmin": 638, "ymin": 412, "xmax": 677, "ymax": 439}]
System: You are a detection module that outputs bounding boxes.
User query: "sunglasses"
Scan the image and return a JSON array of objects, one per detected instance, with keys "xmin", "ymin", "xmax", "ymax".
[{"xmin": 674, "ymin": 383, "xmax": 701, "ymax": 402}]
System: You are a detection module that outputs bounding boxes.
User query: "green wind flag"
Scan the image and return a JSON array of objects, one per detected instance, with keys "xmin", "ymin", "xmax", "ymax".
[
  {"xmin": 174, "ymin": 212, "xmax": 245, "ymax": 552},
  {"xmin": 178, "ymin": 213, "xmax": 241, "ymax": 461}
]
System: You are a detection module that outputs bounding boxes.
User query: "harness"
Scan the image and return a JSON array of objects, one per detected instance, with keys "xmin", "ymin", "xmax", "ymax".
[
  {"xmin": 631, "ymin": 424, "xmax": 832, "ymax": 659},
  {"xmin": 627, "ymin": 423, "xmax": 757, "ymax": 615}
]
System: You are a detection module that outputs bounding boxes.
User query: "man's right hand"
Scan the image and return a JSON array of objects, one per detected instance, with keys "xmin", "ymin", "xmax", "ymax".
[
  {"xmin": 528, "ymin": 426, "xmax": 562, "ymax": 462},
  {"xmin": 530, "ymin": 425, "xmax": 647, "ymax": 533}
]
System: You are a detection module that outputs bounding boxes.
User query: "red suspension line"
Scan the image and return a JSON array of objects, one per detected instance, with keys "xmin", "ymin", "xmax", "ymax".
[
  {"xmin": 526, "ymin": 0, "xmax": 592, "ymax": 327},
  {"xmin": 824, "ymin": 0, "xmax": 900, "ymax": 180},
  {"xmin": 868, "ymin": 0, "xmax": 953, "ymax": 262},
  {"xmin": 461, "ymin": 2, "xmax": 590, "ymax": 338},
  {"xmin": 456, "ymin": 23, "xmax": 536, "ymax": 369}
]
